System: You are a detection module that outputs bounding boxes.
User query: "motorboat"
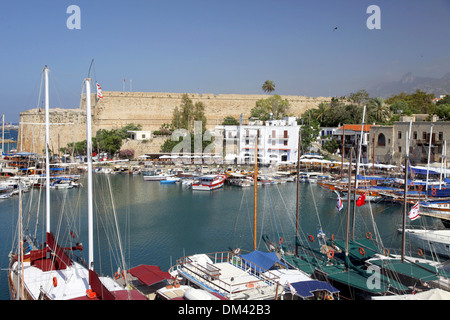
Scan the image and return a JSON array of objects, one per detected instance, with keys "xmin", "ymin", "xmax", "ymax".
[{"xmin": 191, "ymin": 174, "xmax": 227, "ymax": 191}]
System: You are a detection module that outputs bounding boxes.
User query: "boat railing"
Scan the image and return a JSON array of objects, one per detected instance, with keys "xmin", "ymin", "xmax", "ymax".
[{"xmin": 175, "ymin": 251, "xmax": 280, "ymax": 299}]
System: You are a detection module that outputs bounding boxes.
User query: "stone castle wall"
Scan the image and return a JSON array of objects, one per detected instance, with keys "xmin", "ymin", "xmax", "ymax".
[{"xmin": 18, "ymin": 91, "xmax": 330, "ymax": 154}]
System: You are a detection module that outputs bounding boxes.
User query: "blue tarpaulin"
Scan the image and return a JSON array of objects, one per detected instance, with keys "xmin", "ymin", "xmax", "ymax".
[
  {"xmin": 290, "ymin": 280, "xmax": 339, "ymax": 299},
  {"xmin": 240, "ymin": 250, "xmax": 284, "ymax": 270}
]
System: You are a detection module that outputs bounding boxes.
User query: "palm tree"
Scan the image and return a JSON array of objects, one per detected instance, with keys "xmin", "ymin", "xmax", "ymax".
[
  {"xmin": 262, "ymin": 80, "xmax": 275, "ymax": 95},
  {"xmin": 372, "ymin": 97, "xmax": 390, "ymax": 123}
]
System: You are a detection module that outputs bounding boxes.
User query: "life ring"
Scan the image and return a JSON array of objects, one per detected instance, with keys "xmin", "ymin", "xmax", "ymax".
[
  {"xmin": 418, "ymin": 249, "xmax": 424, "ymax": 257},
  {"xmin": 432, "ymin": 187, "xmax": 437, "ymax": 196},
  {"xmin": 327, "ymin": 249, "xmax": 334, "ymax": 259},
  {"xmin": 359, "ymin": 247, "xmax": 365, "ymax": 256},
  {"xmin": 233, "ymin": 248, "xmax": 241, "ymax": 255},
  {"xmin": 115, "ymin": 272, "xmax": 120, "ymax": 280},
  {"xmin": 366, "ymin": 232, "xmax": 373, "ymax": 239},
  {"xmin": 308, "ymin": 235, "xmax": 315, "ymax": 242},
  {"xmin": 279, "ymin": 237, "xmax": 284, "ymax": 245},
  {"xmin": 383, "ymin": 248, "xmax": 390, "ymax": 256},
  {"xmin": 410, "ymin": 181, "xmax": 414, "ymax": 187},
  {"xmin": 53, "ymin": 277, "xmax": 57, "ymax": 287}
]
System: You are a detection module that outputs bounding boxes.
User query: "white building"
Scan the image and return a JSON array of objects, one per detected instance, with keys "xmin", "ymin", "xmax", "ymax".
[
  {"xmin": 215, "ymin": 117, "xmax": 300, "ymax": 165},
  {"xmin": 128, "ymin": 130, "xmax": 151, "ymax": 141}
]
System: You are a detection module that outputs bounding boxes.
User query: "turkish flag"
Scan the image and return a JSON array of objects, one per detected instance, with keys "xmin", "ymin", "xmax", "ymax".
[{"xmin": 356, "ymin": 193, "xmax": 366, "ymax": 207}]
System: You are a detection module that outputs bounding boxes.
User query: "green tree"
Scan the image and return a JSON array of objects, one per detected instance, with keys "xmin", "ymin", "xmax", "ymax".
[
  {"xmin": 93, "ymin": 129, "xmax": 123, "ymax": 155},
  {"xmin": 435, "ymin": 103, "xmax": 450, "ymax": 120},
  {"xmin": 250, "ymin": 94, "xmax": 290, "ymax": 121},
  {"xmin": 222, "ymin": 116, "xmax": 239, "ymax": 125},
  {"xmin": 348, "ymin": 90, "xmax": 371, "ymax": 106},
  {"xmin": 163, "ymin": 94, "xmax": 212, "ymax": 153},
  {"xmin": 171, "ymin": 94, "xmax": 207, "ymax": 131},
  {"xmin": 262, "ymin": 80, "xmax": 275, "ymax": 94},
  {"xmin": 300, "ymin": 122, "xmax": 320, "ymax": 152},
  {"xmin": 386, "ymin": 90, "xmax": 435, "ymax": 114}
]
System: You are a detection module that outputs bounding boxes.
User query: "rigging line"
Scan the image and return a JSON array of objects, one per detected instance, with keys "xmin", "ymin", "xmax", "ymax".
[
  {"xmin": 308, "ymin": 180, "xmax": 322, "ymax": 228},
  {"xmin": 271, "ymin": 184, "xmax": 293, "ymax": 247},
  {"xmin": 267, "ymin": 185, "xmax": 286, "ymax": 263},
  {"xmin": 232, "ymin": 187, "xmax": 248, "ymax": 248},
  {"xmin": 106, "ymin": 173, "xmax": 128, "ymax": 281},
  {"xmin": 359, "ymin": 164, "xmax": 384, "ymax": 250}
]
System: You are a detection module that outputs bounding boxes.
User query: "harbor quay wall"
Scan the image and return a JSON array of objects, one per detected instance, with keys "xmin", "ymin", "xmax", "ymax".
[{"xmin": 18, "ymin": 91, "xmax": 331, "ymax": 155}]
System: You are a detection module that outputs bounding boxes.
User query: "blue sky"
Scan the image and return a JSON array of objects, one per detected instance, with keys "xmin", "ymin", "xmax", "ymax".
[{"xmin": 1, "ymin": 0, "xmax": 450, "ymax": 122}]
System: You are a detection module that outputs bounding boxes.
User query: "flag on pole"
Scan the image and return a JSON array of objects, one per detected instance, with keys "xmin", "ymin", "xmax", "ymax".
[
  {"xmin": 335, "ymin": 191, "xmax": 343, "ymax": 212},
  {"xmin": 96, "ymin": 82, "xmax": 103, "ymax": 99},
  {"xmin": 356, "ymin": 193, "xmax": 366, "ymax": 207},
  {"xmin": 408, "ymin": 201, "xmax": 420, "ymax": 221}
]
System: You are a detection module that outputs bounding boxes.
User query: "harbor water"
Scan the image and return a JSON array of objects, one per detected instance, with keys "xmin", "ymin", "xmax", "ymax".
[{"xmin": 0, "ymin": 173, "xmax": 443, "ymax": 300}]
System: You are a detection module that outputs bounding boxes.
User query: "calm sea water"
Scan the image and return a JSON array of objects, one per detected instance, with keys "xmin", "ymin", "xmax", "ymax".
[{"xmin": 0, "ymin": 173, "xmax": 441, "ymax": 300}]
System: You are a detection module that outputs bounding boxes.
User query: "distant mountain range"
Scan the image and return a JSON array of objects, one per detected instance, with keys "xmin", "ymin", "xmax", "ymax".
[{"xmin": 364, "ymin": 72, "xmax": 450, "ymax": 99}]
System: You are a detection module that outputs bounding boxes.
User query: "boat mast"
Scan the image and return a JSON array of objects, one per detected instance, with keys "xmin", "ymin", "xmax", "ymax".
[
  {"xmin": 44, "ymin": 66, "xmax": 51, "ymax": 235},
  {"xmin": 253, "ymin": 129, "xmax": 259, "ymax": 251},
  {"xmin": 401, "ymin": 130, "xmax": 411, "ymax": 263},
  {"xmin": 345, "ymin": 148, "xmax": 353, "ymax": 260},
  {"xmin": 295, "ymin": 128, "xmax": 301, "ymax": 256},
  {"xmin": 440, "ymin": 141, "xmax": 447, "ymax": 189},
  {"xmin": 85, "ymin": 78, "xmax": 94, "ymax": 270},
  {"xmin": 2, "ymin": 114, "xmax": 4, "ymax": 159},
  {"xmin": 426, "ymin": 124, "xmax": 433, "ymax": 192},
  {"xmin": 352, "ymin": 106, "xmax": 365, "ymax": 240}
]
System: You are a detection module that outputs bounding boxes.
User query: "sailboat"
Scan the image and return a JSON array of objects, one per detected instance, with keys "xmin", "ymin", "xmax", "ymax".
[
  {"xmin": 8, "ymin": 66, "xmax": 145, "ymax": 300},
  {"xmin": 169, "ymin": 129, "xmax": 287, "ymax": 300},
  {"xmin": 360, "ymin": 129, "xmax": 450, "ymax": 296}
]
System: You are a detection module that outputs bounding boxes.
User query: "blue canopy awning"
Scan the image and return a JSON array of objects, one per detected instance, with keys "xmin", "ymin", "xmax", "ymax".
[
  {"xmin": 290, "ymin": 280, "xmax": 339, "ymax": 299},
  {"xmin": 240, "ymin": 250, "xmax": 284, "ymax": 270},
  {"xmin": 409, "ymin": 167, "xmax": 439, "ymax": 175}
]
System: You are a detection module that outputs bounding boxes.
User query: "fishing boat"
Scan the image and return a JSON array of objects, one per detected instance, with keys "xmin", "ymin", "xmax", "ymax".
[
  {"xmin": 191, "ymin": 174, "xmax": 227, "ymax": 191},
  {"xmin": 8, "ymin": 68, "xmax": 145, "ymax": 300},
  {"xmin": 143, "ymin": 167, "xmax": 174, "ymax": 181}
]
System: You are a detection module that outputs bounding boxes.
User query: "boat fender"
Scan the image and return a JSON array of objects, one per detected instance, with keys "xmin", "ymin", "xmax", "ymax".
[
  {"xmin": 53, "ymin": 277, "xmax": 57, "ymax": 287},
  {"xmin": 279, "ymin": 237, "xmax": 284, "ymax": 245}
]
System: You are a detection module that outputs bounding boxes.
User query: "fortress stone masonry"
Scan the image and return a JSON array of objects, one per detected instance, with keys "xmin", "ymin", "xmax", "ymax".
[{"xmin": 18, "ymin": 91, "xmax": 330, "ymax": 155}]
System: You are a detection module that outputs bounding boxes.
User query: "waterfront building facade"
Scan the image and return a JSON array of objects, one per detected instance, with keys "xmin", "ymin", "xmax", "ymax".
[
  {"xmin": 215, "ymin": 117, "xmax": 300, "ymax": 165},
  {"xmin": 369, "ymin": 120, "xmax": 450, "ymax": 166}
]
